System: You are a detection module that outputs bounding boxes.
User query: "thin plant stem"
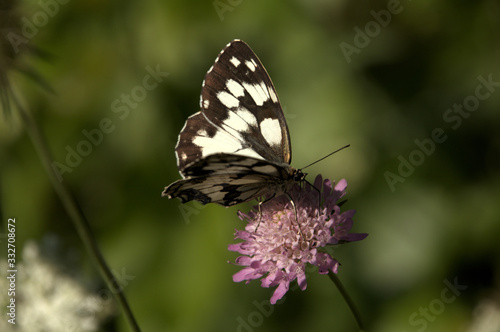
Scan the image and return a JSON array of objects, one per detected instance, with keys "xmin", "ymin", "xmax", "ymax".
[
  {"xmin": 328, "ymin": 271, "xmax": 365, "ymax": 332},
  {"xmin": 11, "ymin": 91, "xmax": 141, "ymax": 332}
]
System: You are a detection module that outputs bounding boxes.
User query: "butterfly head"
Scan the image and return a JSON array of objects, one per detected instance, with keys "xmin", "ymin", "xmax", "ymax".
[{"xmin": 293, "ymin": 169, "xmax": 307, "ymax": 183}]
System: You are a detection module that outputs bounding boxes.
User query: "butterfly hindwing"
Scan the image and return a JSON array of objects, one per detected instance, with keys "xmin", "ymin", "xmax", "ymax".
[
  {"xmin": 175, "ymin": 40, "xmax": 292, "ymax": 174},
  {"xmin": 164, "ymin": 153, "xmax": 289, "ymax": 206}
]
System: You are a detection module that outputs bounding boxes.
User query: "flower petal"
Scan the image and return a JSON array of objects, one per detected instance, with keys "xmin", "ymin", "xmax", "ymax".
[
  {"xmin": 233, "ymin": 267, "xmax": 256, "ymax": 282},
  {"xmin": 270, "ymin": 280, "xmax": 289, "ymax": 304}
]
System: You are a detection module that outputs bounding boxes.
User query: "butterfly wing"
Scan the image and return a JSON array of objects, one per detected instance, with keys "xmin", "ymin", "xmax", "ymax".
[
  {"xmin": 163, "ymin": 153, "xmax": 291, "ymax": 206},
  {"xmin": 175, "ymin": 40, "xmax": 292, "ymax": 176}
]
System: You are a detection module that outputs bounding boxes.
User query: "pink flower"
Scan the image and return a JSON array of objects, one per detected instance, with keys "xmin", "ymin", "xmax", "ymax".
[{"xmin": 229, "ymin": 175, "xmax": 367, "ymax": 304}]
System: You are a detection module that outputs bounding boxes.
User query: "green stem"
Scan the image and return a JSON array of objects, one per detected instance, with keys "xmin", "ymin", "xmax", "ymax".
[
  {"xmin": 328, "ymin": 271, "xmax": 365, "ymax": 331},
  {"xmin": 12, "ymin": 92, "xmax": 141, "ymax": 332}
]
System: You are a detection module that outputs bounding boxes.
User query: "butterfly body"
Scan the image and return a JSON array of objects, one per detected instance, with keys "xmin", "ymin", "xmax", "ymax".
[{"xmin": 163, "ymin": 40, "xmax": 305, "ymax": 207}]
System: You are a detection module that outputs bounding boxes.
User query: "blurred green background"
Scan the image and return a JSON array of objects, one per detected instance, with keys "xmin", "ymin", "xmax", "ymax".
[{"xmin": 1, "ymin": 0, "xmax": 500, "ymax": 331}]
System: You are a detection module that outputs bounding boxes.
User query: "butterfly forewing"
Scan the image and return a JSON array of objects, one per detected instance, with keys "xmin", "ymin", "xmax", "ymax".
[{"xmin": 175, "ymin": 40, "xmax": 291, "ymax": 174}]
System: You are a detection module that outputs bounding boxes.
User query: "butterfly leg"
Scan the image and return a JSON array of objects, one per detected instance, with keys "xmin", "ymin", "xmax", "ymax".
[
  {"xmin": 254, "ymin": 194, "xmax": 276, "ymax": 232},
  {"xmin": 312, "ymin": 185, "xmax": 321, "ymax": 217},
  {"xmin": 285, "ymin": 192, "xmax": 305, "ymax": 240},
  {"xmin": 305, "ymin": 179, "xmax": 322, "ymax": 217}
]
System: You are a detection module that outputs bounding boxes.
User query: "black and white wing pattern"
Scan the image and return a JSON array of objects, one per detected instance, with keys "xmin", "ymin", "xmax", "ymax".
[{"xmin": 163, "ymin": 39, "xmax": 305, "ymax": 207}]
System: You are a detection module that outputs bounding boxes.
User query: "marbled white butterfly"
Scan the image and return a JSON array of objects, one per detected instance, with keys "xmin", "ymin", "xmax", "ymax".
[{"xmin": 163, "ymin": 40, "xmax": 309, "ymax": 207}]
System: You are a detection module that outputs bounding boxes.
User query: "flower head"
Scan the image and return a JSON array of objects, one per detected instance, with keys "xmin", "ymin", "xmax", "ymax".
[
  {"xmin": 0, "ymin": 239, "xmax": 115, "ymax": 331},
  {"xmin": 229, "ymin": 175, "xmax": 367, "ymax": 304}
]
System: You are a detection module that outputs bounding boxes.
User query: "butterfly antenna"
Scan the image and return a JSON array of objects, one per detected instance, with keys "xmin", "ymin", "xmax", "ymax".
[{"xmin": 299, "ymin": 144, "xmax": 350, "ymax": 171}]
